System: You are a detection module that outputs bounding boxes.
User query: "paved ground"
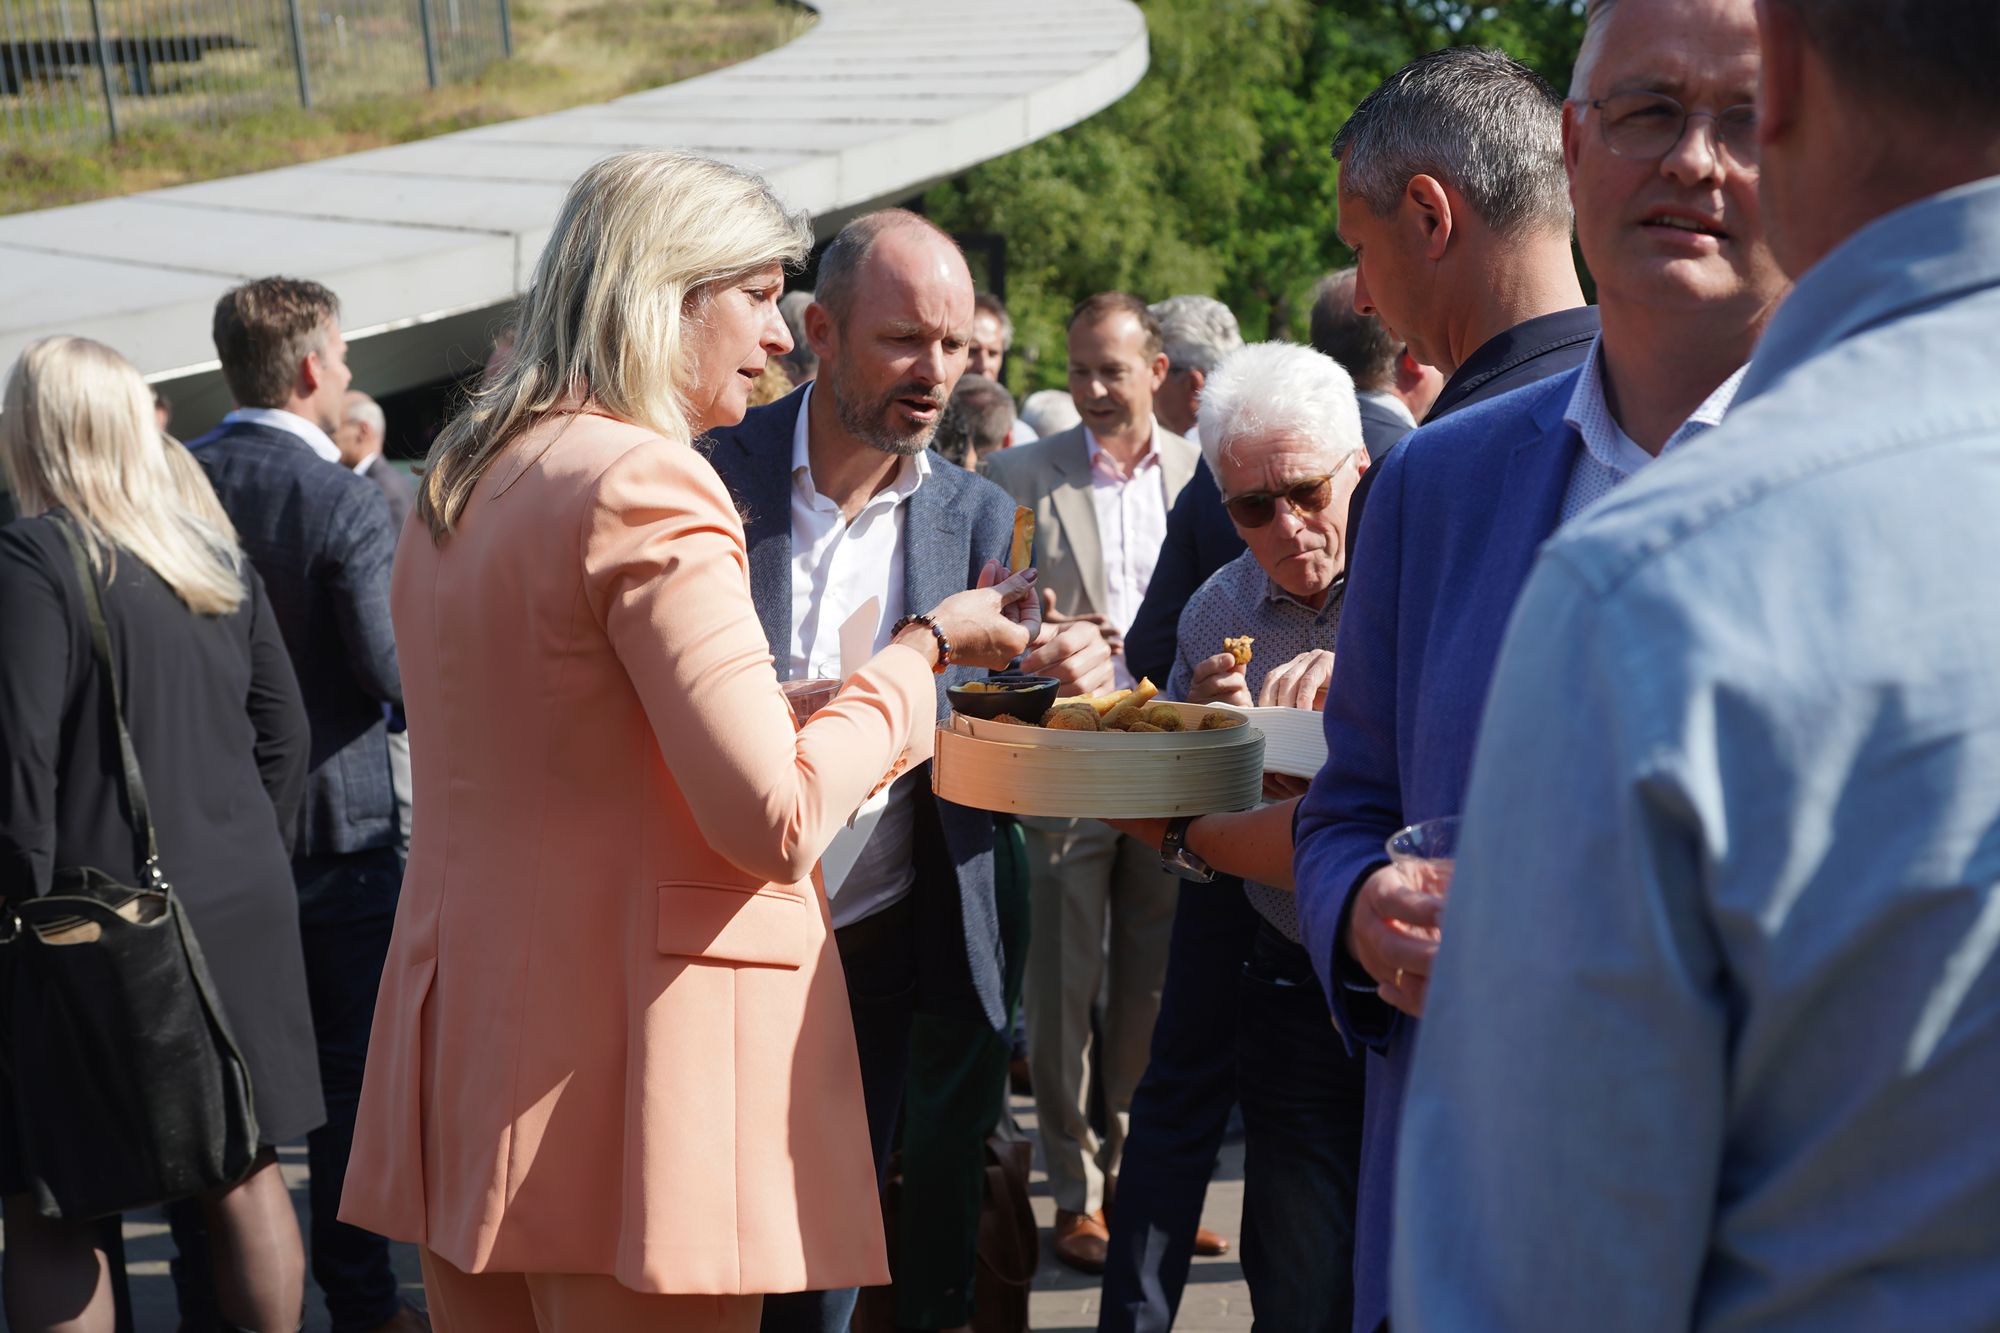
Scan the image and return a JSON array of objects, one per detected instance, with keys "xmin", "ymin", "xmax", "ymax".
[{"xmin": 74, "ymin": 1094, "xmax": 1251, "ymax": 1331}]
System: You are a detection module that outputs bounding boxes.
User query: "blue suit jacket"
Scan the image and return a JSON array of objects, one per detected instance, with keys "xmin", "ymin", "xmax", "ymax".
[
  {"xmin": 189, "ymin": 419, "xmax": 402, "ymax": 860},
  {"xmin": 703, "ymin": 388, "xmax": 1016, "ymax": 1031},
  {"xmin": 1294, "ymin": 369, "xmax": 1586, "ymax": 1332}
]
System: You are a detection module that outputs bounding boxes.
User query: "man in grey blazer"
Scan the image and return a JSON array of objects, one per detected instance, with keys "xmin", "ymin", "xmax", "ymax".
[
  {"xmin": 707, "ymin": 211, "xmax": 1112, "ymax": 1333},
  {"xmin": 981, "ymin": 293, "xmax": 1204, "ymax": 1274}
]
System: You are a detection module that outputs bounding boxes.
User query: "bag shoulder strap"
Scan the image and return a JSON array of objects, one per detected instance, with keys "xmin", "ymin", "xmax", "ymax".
[{"xmin": 54, "ymin": 518, "xmax": 165, "ymax": 887}]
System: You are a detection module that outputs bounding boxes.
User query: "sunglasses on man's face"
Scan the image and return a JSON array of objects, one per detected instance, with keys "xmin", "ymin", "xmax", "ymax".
[{"xmin": 1222, "ymin": 474, "xmax": 1336, "ymax": 529}]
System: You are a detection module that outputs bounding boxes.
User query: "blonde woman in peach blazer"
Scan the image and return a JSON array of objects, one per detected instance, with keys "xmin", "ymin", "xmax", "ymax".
[{"xmin": 338, "ymin": 152, "xmax": 1037, "ymax": 1331}]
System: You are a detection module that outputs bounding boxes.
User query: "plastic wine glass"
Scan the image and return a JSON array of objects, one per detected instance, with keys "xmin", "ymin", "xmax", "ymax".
[{"xmin": 1385, "ymin": 815, "xmax": 1462, "ymax": 900}]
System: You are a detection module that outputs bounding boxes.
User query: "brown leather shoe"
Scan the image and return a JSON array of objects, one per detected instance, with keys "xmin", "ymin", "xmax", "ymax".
[
  {"xmin": 1193, "ymin": 1224, "xmax": 1231, "ymax": 1256},
  {"xmin": 1052, "ymin": 1207, "xmax": 1110, "ymax": 1274}
]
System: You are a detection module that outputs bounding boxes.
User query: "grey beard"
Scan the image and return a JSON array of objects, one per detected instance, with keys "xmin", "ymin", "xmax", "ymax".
[{"xmin": 830, "ymin": 375, "xmax": 938, "ymax": 457}]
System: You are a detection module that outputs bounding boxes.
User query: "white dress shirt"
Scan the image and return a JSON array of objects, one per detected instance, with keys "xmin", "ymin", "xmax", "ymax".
[
  {"xmin": 1083, "ymin": 424, "xmax": 1169, "ymax": 688},
  {"xmin": 220, "ymin": 406, "xmax": 342, "ymax": 463},
  {"xmin": 789, "ymin": 384, "xmax": 930, "ymax": 929}
]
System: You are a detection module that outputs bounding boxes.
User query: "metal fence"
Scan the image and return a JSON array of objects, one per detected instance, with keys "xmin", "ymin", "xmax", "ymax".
[{"xmin": 0, "ymin": 0, "xmax": 510, "ymax": 144}]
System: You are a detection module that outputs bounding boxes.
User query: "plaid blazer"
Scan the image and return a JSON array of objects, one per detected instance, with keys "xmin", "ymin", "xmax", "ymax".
[{"xmin": 191, "ymin": 419, "xmax": 402, "ymax": 858}]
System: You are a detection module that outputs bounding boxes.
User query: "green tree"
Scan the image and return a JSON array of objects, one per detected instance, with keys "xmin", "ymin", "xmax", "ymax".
[{"xmin": 924, "ymin": 0, "xmax": 1588, "ymax": 390}]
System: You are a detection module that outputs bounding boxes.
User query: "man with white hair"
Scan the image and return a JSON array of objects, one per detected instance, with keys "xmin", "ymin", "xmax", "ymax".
[
  {"xmin": 1147, "ymin": 294, "xmax": 1243, "ymax": 443},
  {"xmin": 1101, "ymin": 343, "xmax": 1371, "ymax": 1332},
  {"xmin": 333, "ymin": 390, "xmax": 413, "ymax": 533},
  {"xmin": 1294, "ymin": 5, "xmax": 1789, "ymax": 1327}
]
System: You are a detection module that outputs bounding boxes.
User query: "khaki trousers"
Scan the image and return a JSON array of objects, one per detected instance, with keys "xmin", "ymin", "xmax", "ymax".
[
  {"xmin": 1021, "ymin": 819, "xmax": 1179, "ymax": 1215},
  {"xmin": 420, "ymin": 1248, "xmax": 762, "ymax": 1332}
]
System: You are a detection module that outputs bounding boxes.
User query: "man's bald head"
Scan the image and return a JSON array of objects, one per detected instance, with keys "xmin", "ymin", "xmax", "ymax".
[
  {"xmin": 805, "ymin": 209, "xmax": 977, "ymax": 457},
  {"xmin": 814, "ymin": 210, "xmax": 973, "ymax": 330}
]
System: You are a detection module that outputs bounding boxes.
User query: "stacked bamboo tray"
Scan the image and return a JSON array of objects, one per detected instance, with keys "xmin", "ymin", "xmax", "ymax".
[{"xmin": 932, "ymin": 701, "xmax": 1267, "ymax": 818}]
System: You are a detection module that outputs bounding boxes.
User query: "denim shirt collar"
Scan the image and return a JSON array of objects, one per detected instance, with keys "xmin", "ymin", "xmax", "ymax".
[{"xmin": 1739, "ymin": 174, "xmax": 2000, "ymax": 408}]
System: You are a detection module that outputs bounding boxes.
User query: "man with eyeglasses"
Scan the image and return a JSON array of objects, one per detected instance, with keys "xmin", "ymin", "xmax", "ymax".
[
  {"xmin": 1397, "ymin": 0, "xmax": 2000, "ymax": 1319},
  {"xmin": 981, "ymin": 293, "xmax": 1206, "ymax": 1277},
  {"xmin": 1291, "ymin": 2, "xmax": 1789, "ymax": 1328}
]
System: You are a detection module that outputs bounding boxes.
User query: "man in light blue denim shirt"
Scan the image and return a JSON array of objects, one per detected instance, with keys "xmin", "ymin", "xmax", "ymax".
[{"xmin": 1395, "ymin": 1, "xmax": 2000, "ymax": 1328}]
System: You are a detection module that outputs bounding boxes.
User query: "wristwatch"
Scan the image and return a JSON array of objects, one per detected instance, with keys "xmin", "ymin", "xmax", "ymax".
[{"xmin": 1158, "ymin": 816, "xmax": 1215, "ymax": 883}]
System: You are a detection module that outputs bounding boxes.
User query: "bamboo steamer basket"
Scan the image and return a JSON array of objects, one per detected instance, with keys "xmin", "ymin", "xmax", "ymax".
[{"xmin": 932, "ymin": 701, "xmax": 1266, "ymax": 818}]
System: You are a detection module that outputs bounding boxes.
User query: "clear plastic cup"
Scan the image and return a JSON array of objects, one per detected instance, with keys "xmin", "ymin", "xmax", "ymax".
[{"xmin": 1385, "ymin": 815, "xmax": 1462, "ymax": 899}]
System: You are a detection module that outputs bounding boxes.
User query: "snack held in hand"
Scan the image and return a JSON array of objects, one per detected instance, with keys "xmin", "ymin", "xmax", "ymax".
[
  {"xmin": 1225, "ymin": 635, "xmax": 1255, "ymax": 668},
  {"xmin": 1009, "ymin": 505, "xmax": 1036, "ymax": 573}
]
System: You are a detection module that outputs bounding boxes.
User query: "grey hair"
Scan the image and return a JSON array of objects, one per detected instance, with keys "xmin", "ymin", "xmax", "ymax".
[
  {"xmin": 1309, "ymin": 269, "xmax": 1398, "ymax": 393},
  {"xmin": 343, "ymin": 391, "xmax": 386, "ymax": 441},
  {"xmin": 778, "ymin": 289, "xmax": 818, "ymax": 378},
  {"xmin": 1332, "ymin": 46, "xmax": 1571, "ymax": 236},
  {"xmin": 1019, "ymin": 389, "xmax": 1081, "ymax": 438},
  {"xmin": 974, "ymin": 292, "xmax": 1014, "ymax": 348},
  {"xmin": 1148, "ymin": 295, "xmax": 1244, "ymax": 377},
  {"xmin": 1569, "ymin": 0, "xmax": 1622, "ymax": 99},
  {"xmin": 1195, "ymin": 342, "xmax": 1364, "ymax": 479}
]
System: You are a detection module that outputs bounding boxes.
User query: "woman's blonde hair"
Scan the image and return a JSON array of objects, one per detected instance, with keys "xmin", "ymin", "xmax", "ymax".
[
  {"xmin": 1, "ymin": 336, "xmax": 245, "ymax": 616},
  {"xmin": 418, "ymin": 151, "xmax": 812, "ymax": 541}
]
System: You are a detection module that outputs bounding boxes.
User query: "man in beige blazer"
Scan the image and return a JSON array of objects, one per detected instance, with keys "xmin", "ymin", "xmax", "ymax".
[{"xmin": 980, "ymin": 293, "xmax": 1200, "ymax": 1274}]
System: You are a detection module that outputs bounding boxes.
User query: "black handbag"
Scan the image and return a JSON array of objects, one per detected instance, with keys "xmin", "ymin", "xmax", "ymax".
[{"xmin": 0, "ymin": 520, "xmax": 259, "ymax": 1220}]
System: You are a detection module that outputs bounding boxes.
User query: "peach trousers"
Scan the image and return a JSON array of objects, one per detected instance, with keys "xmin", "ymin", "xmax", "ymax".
[{"xmin": 419, "ymin": 1248, "xmax": 763, "ymax": 1332}]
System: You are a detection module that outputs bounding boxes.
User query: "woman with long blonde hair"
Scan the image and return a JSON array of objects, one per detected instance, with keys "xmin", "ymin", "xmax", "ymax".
[
  {"xmin": 340, "ymin": 151, "xmax": 1037, "ymax": 1329},
  {"xmin": 0, "ymin": 336, "xmax": 323, "ymax": 1333}
]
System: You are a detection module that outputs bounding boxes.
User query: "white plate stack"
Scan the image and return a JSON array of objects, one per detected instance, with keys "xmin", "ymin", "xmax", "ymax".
[{"xmin": 1211, "ymin": 705, "xmax": 1329, "ymax": 780}]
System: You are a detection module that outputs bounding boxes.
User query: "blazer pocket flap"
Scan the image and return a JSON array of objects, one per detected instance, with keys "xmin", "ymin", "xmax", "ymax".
[{"xmin": 656, "ymin": 883, "xmax": 809, "ymax": 969}]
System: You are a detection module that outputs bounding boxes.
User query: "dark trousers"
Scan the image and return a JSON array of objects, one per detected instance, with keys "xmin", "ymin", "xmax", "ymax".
[
  {"xmin": 760, "ymin": 893, "xmax": 920, "ymax": 1333},
  {"xmin": 170, "ymin": 845, "xmax": 404, "ymax": 1333},
  {"xmin": 1236, "ymin": 922, "xmax": 1365, "ymax": 1332},
  {"xmin": 893, "ymin": 820, "xmax": 1032, "ymax": 1330},
  {"xmin": 296, "ymin": 846, "xmax": 405, "ymax": 1333},
  {"xmin": 1096, "ymin": 880, "xmax": 1257, "ymax": 1333}
]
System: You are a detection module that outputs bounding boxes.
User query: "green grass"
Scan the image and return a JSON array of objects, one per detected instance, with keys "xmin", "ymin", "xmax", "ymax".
[{"xmin": 0, "ymin": 0, "xmax": 810, "ymax": 214}]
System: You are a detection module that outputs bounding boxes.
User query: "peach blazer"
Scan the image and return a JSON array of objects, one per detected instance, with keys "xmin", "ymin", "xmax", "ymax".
[{"xmin": 340, "ymin": 410, "xmax": 935, "ymax": 1294}]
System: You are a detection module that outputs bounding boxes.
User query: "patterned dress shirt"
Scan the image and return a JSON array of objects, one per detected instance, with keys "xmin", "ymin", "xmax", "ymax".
[
  {"xmin": 1169, "ymin": 549, "xmax": 1344, "ymax": 941},
  {"xmin": 1559, "ymin": 336, "xmax": 1745, "ymax": 522}
]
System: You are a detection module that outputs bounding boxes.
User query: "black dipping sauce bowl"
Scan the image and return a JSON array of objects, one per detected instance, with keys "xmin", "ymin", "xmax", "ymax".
[{"xmin": 947, "ymin": 674, "xmax": 1061, "ymax": 723}]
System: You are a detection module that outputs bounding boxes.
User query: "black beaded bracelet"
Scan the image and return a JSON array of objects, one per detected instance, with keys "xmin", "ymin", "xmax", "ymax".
[{"xmin": 892, "ymin": 613, "xmax": 952, "ymax": 674}]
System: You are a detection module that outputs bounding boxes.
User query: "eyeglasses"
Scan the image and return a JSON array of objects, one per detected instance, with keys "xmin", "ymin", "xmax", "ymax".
[
  {"xmin": 1587, "ymin": 92, "xmax": 1759, "ymax": 165},
  {"xmin": 1222, "ymin": 475, "xmax": 1336, "ymax": 529}
]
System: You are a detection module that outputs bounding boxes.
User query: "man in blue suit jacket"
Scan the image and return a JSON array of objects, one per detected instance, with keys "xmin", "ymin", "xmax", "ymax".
[
  {"xmin": 707, "ymin": 211, "xmax": 1112, "ymax": 1333},
  {"xmin": 1294, "ymin": 6, "xmax": 1790, "ymax": 1326},
  {"xmin": 1100, "ymin": 55, "xmax": 1596, "ymax": 1333},
  {"xmin": 187, "ymin": 277, "xmax": 417, "ymax": 1333}
]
